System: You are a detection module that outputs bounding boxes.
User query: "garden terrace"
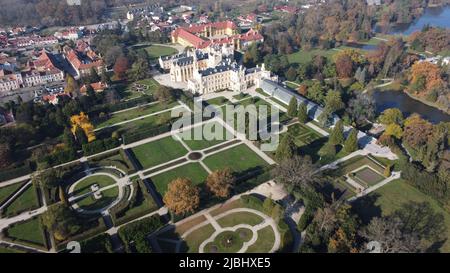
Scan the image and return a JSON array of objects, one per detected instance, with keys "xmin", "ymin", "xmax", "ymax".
[
  {"xmin": 130, "ymin": 136, "xmax": 189, "ymax": 170},
  {"xmin": 3, "ymin": 217, "xmax": 49, "ymax": 250},
  {"xmin": 203, "ymin": 144, "xmax": 269, "ymax": 177},
  {"xmin": 176, "ymin": 121, "xmax": 235, "ymax": 151},
  {"xmin": 1, "ymin": 184, "xmax": 40, "ymax": 218},
  {"xmin": 149, "ymin": 163, "xmax": 209, "ymax": 196},
  {"xmin": 152, "ymin": 195, "xmax": 286, "ymax": 253},
  {"xmin": 94, "ymin": 101, "xmax": 179, "ymax": 129}
]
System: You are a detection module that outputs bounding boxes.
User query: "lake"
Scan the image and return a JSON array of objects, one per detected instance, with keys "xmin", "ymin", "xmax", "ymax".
[
  {"xmin": 372, "ymin": 90, "xmax": 450, "ymax": 124},
  {"xmin": 376, "ymin": 5, "xmax": 450, "ymax": 35}
]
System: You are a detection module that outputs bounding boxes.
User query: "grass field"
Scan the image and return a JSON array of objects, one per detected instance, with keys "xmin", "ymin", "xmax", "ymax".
[
  {"xmin": 0, "ymin": 182, "xmax": 26, "ymax": 204},
  {"xmin": 182, "ymin": 223, "xmax": 216, "ymax": 253},
  {"xmin": 336, "ymin": 155, "xmax": 386, "ymax": 176},
  {"xmin": 73, "ymin": 175, "xmax": 117, "ymax": 196},
  {"xmin": 95, "ymin": 101, "xmax": 179, "ymax": 128},
  {"xmin": 0, "ymin": 246, "xmax": 25, "ymax": 253},
  {"xmin": 287, "ymin": 48, "xmax": 338, "ymax": 64},
  {"xmin": 352, "ymin": 179, "xmax": 450, "ymax": 252},
  {"xmin": 205, "ymin": 97, "xmax": 229, "ymax": 106},
  {"xmin": 178, "ymin": 121, "xmax": 234, "ymax": 151},
  {"xmin": 116, "ymin": 78, "xmax": 161, "ymax": 100},
  {"xmin": 150, "ymin": 163, "xmax": 209, "ymax": 195},
  {"xmin": 352, "ymin": 167, "xmax": 385, "ymax": 187},
  {"xmin": 145, "ymin": 45, "xmax": 178, "ymax": 60},
  {"xmin": 77, "ymin": 186, "xmax": 119, "ymax": 211},
  {"xmin": 203, "ymin": 144, "xmax": 269, "ymax": 175},
  {"xmin": 246, "ymin": 226, "xmax": 276, "ymax": 253},
  {"xmin": 217, "ymin": 211, "xmax": 264, "ymax": 228},
  {"xmin": 204, "ymin": 228, "xmax": 253, "ymax": 253},
  {"xmin": 3, "ymin": 185, "xmax": 40, "ymax": 217},
  {"xmin": 131, "ymin": 136, "xmax": 188, "ymax": 169},
  {"xmin": 5, "ymin": 217, "xmax": 46, "ymax": 247},
  {"xmin": 101, "ymin": 108, "xmax": 183, "ymax": 134}
]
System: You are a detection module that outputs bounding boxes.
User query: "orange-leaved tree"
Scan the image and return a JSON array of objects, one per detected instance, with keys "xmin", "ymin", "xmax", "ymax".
[{"xmin": 163, "ymin": 178, "xmax": 200, "ymax": 215}]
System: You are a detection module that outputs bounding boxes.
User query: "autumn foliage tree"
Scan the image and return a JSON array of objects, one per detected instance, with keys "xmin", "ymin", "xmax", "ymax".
[
  {"xmin": 70, "ymin": 112, "xmax": 96, "ymax": 143},
  {"xmin": 163, "ymin": 178, "xmax": 200, "ymax": 215},
  {"xmin": 206, "ymin": 168, "xmax": 235, "ymax": 198},
  {"xmin": 408, "ymin": 62, "xmax": 444, "ymax": 97},
  {"xmin": 113, "ymin": 56, "xmax": 129, "ymax": 80}
]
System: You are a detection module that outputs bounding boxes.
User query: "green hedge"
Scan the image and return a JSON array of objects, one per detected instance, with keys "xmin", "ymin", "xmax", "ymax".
[
  {"xmin": 111, "ymin": 180, "xmax": 158, "ymax": 226},
  {"xmin": 0, "ymin": 164, "xmax": 33, "ymax": 182},
  {"xmin": 82, "ymin": 138, "xmax": 120, "ymax": 156},
  {"xmin": 38, "ymin": 149, "xmax": 78, "ymax": 168},
  {"xmin": 80, "ymin": 233, "xmax": 113, "ymax": 253},
  {"xmin": 118, "ymin": 214, "xmax": 164, "ymax": 253},
  {"xmin": 234, "ymin": 166, "xmax": 274, "ymax": 193},
  {"xmin": 55, "ymin": 217, "xmax": 108, "ymax": 251},
  {"xmin": 89, "ymin": 95, "xmax": 155, "ymax": 118}
]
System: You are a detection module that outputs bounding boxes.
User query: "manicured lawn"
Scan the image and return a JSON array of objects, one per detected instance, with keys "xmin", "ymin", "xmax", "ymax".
[
  {"xmin": 95, "ymin": 101, "xmax": 179, "ymax": 128},
  {"xmin": 233, "ymin": 93, "xmax": 250, "ymax": 100},
  {"xmin": 116, "ymin": 78, "xmax": 161, "ymax": 100},
  {"xmin": 287, "ymin": 48, "xmax": 338, "ymax": 64},
  {"xmin": 73, "ymin": 175, "xmax": 117, "ymax": 196},
  {"xmin": 102, "ymin": 108, "xmax": 186, "ymax": 133},
  {"xmin": 145, "ymin": 45, "xmax": 178, "ymax": 60},
  {"xmin": 335, "ymin": 155, "xmax": 386, "ymax": 176},
  {"xmin": 151, "ymin": 163, "xmax": 209, "ymax": 195},
  {"xmin": 0, "ymin": 246, "xmax": 25, "ymax": 253},
  {"xmin": 206, "ymin": 96, "xmax": 229, "ymax": 106},
  {"xmin": 138, "ymin": 78, "xmax": 160, "ymax": 96},
  {"xmin": 352, "ymin": 179, "xmax": 450, "ymax": 252},
  {"xmin": 77, "ymin": 186, "xmax": 119, "ymax": 211},
  {"xmin": 203, "ymin": 144, "xmax": 269, "ymax": 175},
  {"xmin": 178, "ymin": 121, "xmax": 234, "ymax": 151},
  {"xmin": 5, "ymin": 217, "xmax": 46, "ymax": 247},
  {"xmin": 0, "ymin": 182, "xmax": 26, "ymax": 204},
  {"xmin": 131, "ymin": 136, "xmax": 188, "ymax": 169},
  {"xmin": 246, "ymin": 226, "xmax": 276, "ymax": 253},
  {"xmin": 217, "ymin": 211, "xmax": 264, "ymax": 228},
  {"xmin": 204, "ymin": 228, "xmax": 253, "ymax": 253},
  {"xmin": 352, "ymin": 167, "xmax": 385, "ymax": 187},
  {"xmin": 182, "ymin": 223, "xmax": 216, "ymax": 253},
  {"xmin": 3, "ymin": 185, "xmax": 40, "ymax": 217}
]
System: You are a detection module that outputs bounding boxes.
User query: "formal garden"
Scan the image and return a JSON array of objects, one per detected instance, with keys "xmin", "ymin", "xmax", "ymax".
[{"xmin": 152, "ymin": 195, "xmax": 292, "ymax": 253}]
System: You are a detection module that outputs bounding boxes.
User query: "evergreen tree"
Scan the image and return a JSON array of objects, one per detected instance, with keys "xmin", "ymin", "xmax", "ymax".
[
  {"xmin": 74, "ymin": 126, "xmax": 88, "ymax": 145},
  {"xmin": 275, "ymin": 134, "xmax": 296, "ymax": 161},
  {"xmin": 287, "ymin": 97, "xmax": 298, "ymax": 118},
  {"xmin": 59, "ymin": 186, "xmax": 67, "ymax": 205},
  {"xmin": 318, "ymin": 142, "xmax": 336, "ymax": 161},
  {"xmin": 298, "ymin": 102, "xmax": 308, "ymax": 123},
  {"xmin": 344, "ymin": 129, "xmax": 359, "ymax": 153},
  {"xmin": 63, "ymin": 128, "xmax": 77, "ymax": 150},
  {"xmin": 329, "ymin": 120, "xmax": 344, "ymax": 146}
]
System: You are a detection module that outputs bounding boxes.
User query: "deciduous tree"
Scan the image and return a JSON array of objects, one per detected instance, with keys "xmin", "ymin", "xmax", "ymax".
[
  {"xmin": 206, "ymin": 168, "xmax": 235, "ymax": 198},
  {"xmin": 163, "ymin": 178, "xmax": 200, "ymax": 215}
]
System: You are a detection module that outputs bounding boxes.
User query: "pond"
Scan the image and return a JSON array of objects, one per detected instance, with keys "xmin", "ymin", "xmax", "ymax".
[
  {"xmin": 372, "ymin": 90, "xmax": 450, "ymax": 124},
  {"xmin": 375, "ymin": 6, "xmax": 450, "ymax": 35}
]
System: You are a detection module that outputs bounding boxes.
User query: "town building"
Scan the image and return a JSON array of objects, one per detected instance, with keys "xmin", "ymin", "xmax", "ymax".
[
  {"xmin": 171, "ymin": 21, "xmax": 263, "ymax": 51},
  {"xmin": 64, "ymin": 42, "xmax": 105, "ymax": 79}
]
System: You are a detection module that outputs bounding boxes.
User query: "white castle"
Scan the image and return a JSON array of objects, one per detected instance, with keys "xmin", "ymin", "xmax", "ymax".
[{"xmin": 159, "ymin": 44, "xmax": 276, "ymax": 95}]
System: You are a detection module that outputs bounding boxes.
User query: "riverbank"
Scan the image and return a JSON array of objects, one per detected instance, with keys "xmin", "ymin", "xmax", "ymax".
[{"xmin": 374, "ymin": 83, "xmax": 450, "ymax": 115}]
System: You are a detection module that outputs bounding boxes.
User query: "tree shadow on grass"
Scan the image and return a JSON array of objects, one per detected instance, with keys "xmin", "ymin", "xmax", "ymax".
[{"xmin": 350, "ymin": 193, "xmax": 382, "ymax": 225}]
